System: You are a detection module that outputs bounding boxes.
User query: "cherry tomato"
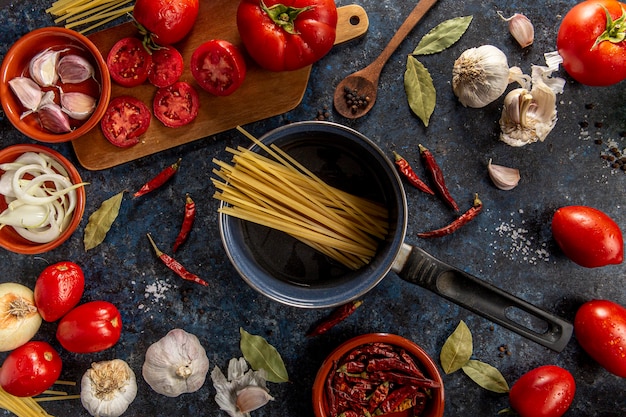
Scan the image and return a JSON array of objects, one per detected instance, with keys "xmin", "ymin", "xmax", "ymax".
[
  {"xmin": 551, "ymin": 205, "xmax": 623, "ymax": 268},
  {"xmin": 509, "ymin": 365, "xmax": 575, "ymax": 417},
  {"xmin": 190, "ymin": 40, "xmax": 247, "ymax": 96},
  {"xmin": 557, "ymin": 0, "xmax": 626, "ymax": 86},
  {"xmin": 153, "ymin": 81, "xmax": 199, "ymax": 128},
  {"xmin": 56, "ymin": 301, "xmax": 122, "ymax": 353},
  {"xmin": 237, "ymin": 0, "xmax": 337, "ymax": 71},
  {"xmin": 33, "ymin": 261, "xmax": 84, "ymax": 322},
  {"xmin": 0, "ymin": 341, "xmax": 62, "ymax": 397},
  {"xmin": 106, "ymin": 37, "xmax": 152, "ymax": 87},
  {"xmin": 148, "ymin": 45, "xmax": 184, "ymax": 88},
  {"xmin": 101, "ymin": 96, "xmax": 151, "ymax": 148},
  {"xmin": 133, "ymin": 0, "xmax": 199, "ymax": 46},
  {"xmin": 575, "ymin": 299, "xmax": 626, "ymax": 377}
]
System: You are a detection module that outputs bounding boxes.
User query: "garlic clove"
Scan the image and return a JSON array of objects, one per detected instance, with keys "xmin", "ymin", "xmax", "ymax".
[
  {"xmin": 488, "ymin": 159, "xmax": 521, "ymax": 190},
  {"xmin": 29, "ymin": 48, "xmax": 67, "ymax": 87},
  {"xmin": 38, "ymin": 103, "xmax": 72, "ymax": 133},
  {"xmin": 8, "ymin": 77, "xmax": 44, "ymax": 113},
  {"xmin": 58, "ymin": 54, "xmax": 95, "ymax": 84},
  {"xmin": 236, "ymin": 386, "xmax": 274, "ymax": 413},
  {"xmin": 60, "ymin": 90, "xmax": 96, "ymax": 120},
  {"xmin": 498, "ymin": 12, "xmax": 534, "ymax": 48}
]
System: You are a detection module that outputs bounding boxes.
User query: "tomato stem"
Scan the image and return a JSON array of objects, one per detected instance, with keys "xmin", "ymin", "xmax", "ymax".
[
  {"xmin": 260, "ymin": 0, "xmax": 314, "ymax": 35},
  {"xmin": 594, "ymin": 5, "xmax": 626, "ymax": 48}
]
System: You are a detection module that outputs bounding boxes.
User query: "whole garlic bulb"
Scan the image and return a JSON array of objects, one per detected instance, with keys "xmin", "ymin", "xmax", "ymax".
[
  {"xmin": 452, "ymin": 45, "xmax": 512, "ymax": 108},
  {"xmin": 142, "ymin": 328, "xmax": 209, "ymax": 397},
  {"xmin": 80, "ymin": 359, "xmax": 137, "ymax": 417}
]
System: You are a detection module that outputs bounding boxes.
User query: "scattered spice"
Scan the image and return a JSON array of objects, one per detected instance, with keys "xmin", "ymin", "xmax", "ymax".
[
  {"xmin": 417, "ymin": 194, "xmax": 482, "ymax": 238},
  {"xmin": 315, "ymin": 105, "xmax": 331, "ymax": 121},
  {"xmin": 172, "ymin": 194, "xmax": 196, "ymax": 252},
  {"xmin": 133, "ymin": 158, "xmax": 181, "ymax": 198},
  {"xmin": 497, "ymin": 344, "xmax": 512, "ymax": 358},
  {"xmin": 342, "ymin": 86, "xmax": 370, "ymax": 114},
  {"xmin": 146, "ymin": 233, "xmax": 208, "ymax": 287},
  {"xmin": 392, "ymin": 152, "xmax": 434, "ymax": 195},
  {"xmin": 306, "ymin": 300, "xmax": 363, "ymax": 337},
  {"xmin": 418, "ymin": 144, "xmax": 459, "ymax": 211}
]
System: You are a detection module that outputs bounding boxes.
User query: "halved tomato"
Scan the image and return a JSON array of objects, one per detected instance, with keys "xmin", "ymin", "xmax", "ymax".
[
  {"xmin": 190, "ymin": 39, "xmax": 247, "ymax": 96},
  {"xmin": 106, "ymin": 37, "xmax": 152, "ymax": 87},
  {"xmin": 101, "ymin": 96, "xmax": 151, "ymax": 147},
  {"xmin": 153, "ymin": 81, "xmax": 200, "ymax": 128},
  {"xmin": 149, "ymin": 46, "xmax": 184, "ymax": 88}
]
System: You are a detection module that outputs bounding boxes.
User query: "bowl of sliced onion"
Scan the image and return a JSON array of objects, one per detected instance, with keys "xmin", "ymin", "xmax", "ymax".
[
  {"xmin": 0, "ymin": 27, "xmax": 111, "ymax": 143},
  {"xmin": 0, "ymin": 144, "xmax": 86, "ymax": 254}
]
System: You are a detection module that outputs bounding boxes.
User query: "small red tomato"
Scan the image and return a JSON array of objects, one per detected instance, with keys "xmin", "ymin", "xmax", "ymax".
[
  {"xmin": 33, "ymin": 261, "xmax": 84, "ymax": 322},
  {"xmin": 551, "ymin": 205, "xmax": 623, "ymax": 268},
  {"xmin": 133, "ymin": 0, "xmax": 199, "ymax": 46},
  {"xmin": 101, "ymin": 96, "xmax": 152, "ymax": 148},
  {"xmin": 148, "ymin": 45, "xmax": 184, "ymax": 88},
  {"xmin": 0, "ymin": 341, "xmax": 62, "ymax": 397},
  {"xmin": 509, "ymin": 365, "xmax": 575, "ymax": 417},
  {"xmin": 575, "ymin": 299, "xmax": 626, "ymax": 377},
  {"xmin": 190, "ymin": 39, "xmax": 247, "ymax": 96},
  {"xmin": 56, "ymin": 301, "xmax": 122, "ymax": 353},
  {"xmin": 153, "ymin": 81, "xmax": 200, "ymax": 128},
  {"xmin": 106, "ymin": 37, "xmax": 153, "ymax": 87}
]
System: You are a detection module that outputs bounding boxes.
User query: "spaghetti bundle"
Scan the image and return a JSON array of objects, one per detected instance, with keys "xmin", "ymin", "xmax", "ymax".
[
  {"xmin": 46, "ymin": 0, "xmax": 133, "ymax": 34},
  {"xmin": 212, "ymin": 127, "xmax": 389, "ymax": 270}
]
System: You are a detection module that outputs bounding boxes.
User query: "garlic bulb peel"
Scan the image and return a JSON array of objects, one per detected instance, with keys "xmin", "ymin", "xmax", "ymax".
[
  {"xmin": 212, "ymin": 357, "xmax": 272, "ymax": 417},
  {"xmin": 488, "ymin": 159, "xmax": 521, "ymax": 190},
  {"xmin": 81, "ymin": 359, "xmax": 137, "ymax": 417}
]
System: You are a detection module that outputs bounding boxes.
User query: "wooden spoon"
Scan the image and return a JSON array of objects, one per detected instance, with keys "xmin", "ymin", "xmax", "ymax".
[{"xmin": 333, "ymin": 0, "xmax": 439, "ymax": 119}]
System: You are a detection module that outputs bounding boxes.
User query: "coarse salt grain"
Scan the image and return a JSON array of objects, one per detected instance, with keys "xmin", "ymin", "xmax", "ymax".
[
  {"xmin": 143, "ymin": 278, "xmax": 173, "ymax": 312},
  {"xmin": 489, "ymin": 212, "xmax": 552, "ymax": 265}
]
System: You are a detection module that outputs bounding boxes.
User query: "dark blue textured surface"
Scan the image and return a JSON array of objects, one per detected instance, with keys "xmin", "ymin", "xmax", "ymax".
[{"xmin": 1, "ymin": 0, "xmax": 625, "ymax": 416}]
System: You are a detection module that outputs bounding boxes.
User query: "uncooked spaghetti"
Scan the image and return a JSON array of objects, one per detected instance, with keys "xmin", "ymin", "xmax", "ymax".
[{"xmin": 212, "ymin": 127, "xmax": 389, "ymax": 270}]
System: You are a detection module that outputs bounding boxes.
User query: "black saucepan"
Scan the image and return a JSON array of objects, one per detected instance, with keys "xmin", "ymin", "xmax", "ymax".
[{"xmin": 218, "ymin": 121, "xmax": 572, "ymax": 352}]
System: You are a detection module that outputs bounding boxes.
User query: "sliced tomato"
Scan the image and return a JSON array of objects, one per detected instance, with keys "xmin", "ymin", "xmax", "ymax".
[
  {"xmin": 101, "ymin": 96, "xmax": 151, "ymax": 147},
  {"xmin": 149, "ymin": 46, "xmax": 184, "ymax": 88},
  {"xmin": 153, "ymin": 81, "xmax": 200, "ymax": 128},
  {"xmin": 106, "ymin": 37, "xmax": 152, "ymax": 87},
  {"xmin": 190, "ymin": 39, "xmax": 247, "ymax": 96}
]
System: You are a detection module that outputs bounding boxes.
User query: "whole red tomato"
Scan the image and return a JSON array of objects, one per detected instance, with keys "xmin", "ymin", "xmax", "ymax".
[
  {"xmin": 575, "ymin": 299, "xmax": 626, "ymax": 377},
  {"xmin": 133, "ymin": 0, "xmax": 200, "ymax": 46},
  {"xmin": 56, "ymin": 301, "xmax": 122, "ymax": 353},
  {"xmin": 34, "ymin": 261, "xmax": 84, "ymax": 322},
  {"xmin": 509, "ymin": 365, "xmax": 575, "ymax": 417},
  {"xmin": 190, "ymin": 39, "xmax": 247, "ymax": 96},
  {"xmin": 551, "ymin": 205, "xmax": 623, "ymax": 268},
  {"xmin": 0, "ymin": 341, "xmax": 62, "ymax": 397},
  {"xmin": 237, "ymin": 0, "xmax": 338, "ymax": 71},
  {"xmin": 557, "ymin": 0, "xmax": 626, "ymax": 86}
]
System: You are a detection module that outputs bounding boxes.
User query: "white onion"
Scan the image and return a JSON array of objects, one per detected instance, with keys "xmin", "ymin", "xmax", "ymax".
[{"xmin": 0, "ymin": 282, "xmax": 42, "ymax": 352}]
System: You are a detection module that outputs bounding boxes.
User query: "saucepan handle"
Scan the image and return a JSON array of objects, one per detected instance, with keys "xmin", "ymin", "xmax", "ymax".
[{"xmin": 392, "ymin": 243, "xmax": 573, "ymax": 352}]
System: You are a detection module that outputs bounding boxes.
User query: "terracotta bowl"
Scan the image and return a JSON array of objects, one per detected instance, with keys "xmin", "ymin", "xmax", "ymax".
[
  {"xmin": 0, "ymin": 27, "xmax": 110, "ymax": 143},
  {"xmin": 0, "ymin": 144, "xmax": 86, "ymax": 254},
  {"xmin": 312, "ymin": 333, "xmax": 445, "ymax": 417}
]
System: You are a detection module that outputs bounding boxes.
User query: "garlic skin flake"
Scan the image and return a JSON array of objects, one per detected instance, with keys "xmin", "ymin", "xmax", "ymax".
[
  {"xmin": 488, "ymin": 159, "xmax": 521, "ymax": 190},
  {"xmin": 452, "ymin": 45, "xmax": 521, "ymax": 108},
  {"xmin": 80, "ymin": 359, "xmax": 138, "ymax": 417},
  {"xmin": 211, "ymin": 357, "xmax": 273, "ymax": 417},
  {"xmin": 142, "ymin": 328, "xmax": 210, "ymax": 397},
  {"xmin": 498, "ymin": 12, "xmax": 534, "ymax": 48}
]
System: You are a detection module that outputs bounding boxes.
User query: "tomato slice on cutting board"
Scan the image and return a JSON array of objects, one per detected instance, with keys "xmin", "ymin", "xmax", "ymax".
[
  {"xmin": 101, "ymin": 96, "xmax": 151, "ymax": 147},
  {"xmin": 149, "ymin": 45, "xmax": 184, "ymax": 88},
  {"xmin": 153, "ymin": 81, "xmax": 200, "ymax": 128},
  {"xmin": 190, "ymin": 39, "xmax": 247, "ymax": 96},
  {"xmin": 107, "ymin": 37, "xmax": 152, "ymax": 87}
]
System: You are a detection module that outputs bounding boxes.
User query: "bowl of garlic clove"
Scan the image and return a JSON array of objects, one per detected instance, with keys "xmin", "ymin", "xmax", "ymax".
[{"xmin": 0, "ymin": 27, "xmax": 111, "ymax": 143}]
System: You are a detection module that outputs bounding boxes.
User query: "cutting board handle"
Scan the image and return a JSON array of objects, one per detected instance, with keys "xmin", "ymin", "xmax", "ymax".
[{"xmin": 335, "ymin": 5, "xmax": 369, "ymax": 45}]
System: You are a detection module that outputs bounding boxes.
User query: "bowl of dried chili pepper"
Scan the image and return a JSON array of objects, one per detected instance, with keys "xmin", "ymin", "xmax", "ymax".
[{"xmin": 312, "ymin": 333, "xmax": 444, "ymax": 417}]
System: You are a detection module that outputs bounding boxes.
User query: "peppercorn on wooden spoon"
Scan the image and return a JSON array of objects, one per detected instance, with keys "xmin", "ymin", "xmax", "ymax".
[{"xmin": 334, "ymin": 0, "xmax": 439, "ymax": 119}]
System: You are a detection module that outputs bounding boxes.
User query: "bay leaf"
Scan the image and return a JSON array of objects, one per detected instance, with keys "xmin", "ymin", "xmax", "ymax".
[
  {"xmin": 240, "ymin": 328, "xmax": 289, "ymax": 383},
  {"xmin": 404, "ymin": 56, "xmax": 436, "ymax": 127},
  {"xmin": 462, "ymin": 359, "xmax": 510, "ymax": 393},
  {"xmin": 83, "ymin": 190, "xmax": 124, "ymax": 251},
  {"xmin": 412, "ymin": 15, "xmax": 473, "ymax": 55},
  {"xmin": 440, "ymin": 320, "xmax": 472, "ymax": 374}
]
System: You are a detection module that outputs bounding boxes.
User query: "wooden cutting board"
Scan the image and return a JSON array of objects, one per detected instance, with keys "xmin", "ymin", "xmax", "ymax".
[{"xmin": 72, "ymin": 3, "xmax": 369, "ymax": 170}]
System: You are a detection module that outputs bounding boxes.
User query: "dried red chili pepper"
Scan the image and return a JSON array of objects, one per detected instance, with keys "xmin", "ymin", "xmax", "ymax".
[
  {"xmin": 418, "ymin": 144, "xmax": 459, "ymax": 211},
  {"xmin": 306, "ymin": 300, "xmax": 363, "ymax": 337},
  {"xmin": 173, "ymin": 194, "xmax": 196, "ymax": 252},
  {"xmin": 133, "ymin": 158, "xmax": 182, "ymax": 198},
  {"xmin": 417, "ymin": 194, "xmax": 483, "ymax": 238},
  {"xmin": 368, "ymin": 381, "xmax": 390, "ymax": 412},
  {"xmin": 339, "ymin": 361, "xmax": 366, "ymax": 374},
  {"xmin": 327, "ymin": 360, "xmax": 339, "ymax": 417},
  {"xmin": 399, "ymin": 348, "xmax": 425, "ymax": 378},
  {"xmin": 146, "ymin": 233, "xmax": 208, "ymax": 286},
  {"xmin": 377, "ymin": 385, "xmax": 419, "ymax": 414},
  {"xmin": 393, "ymin": 151, "xmax": 435, "ymax": 195},
  {"xmin": 366, "ymin": 357, "xmax": 422, "ymax": 376},
  {"xmin": 368, "ymin": 370, "xmax": 441, "ymax": 389}
]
